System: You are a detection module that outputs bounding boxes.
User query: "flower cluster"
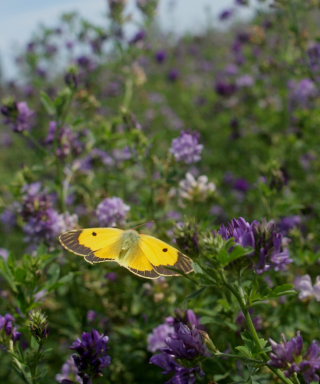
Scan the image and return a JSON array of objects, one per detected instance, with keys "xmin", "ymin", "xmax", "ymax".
[
  {"xmin": 45, "ymin": 121, "xmax": 86, "ymax": 159},
  {"xmin": 269, "ymin": 332, "xmax": 320, "ymax": 383},
  {"xmin": 96, "ymin": 197, "xmax": 130, "ymax": 227},
  {"xmin": 18, "ymin": 182, "xmax": 77, "ymax": 246},
  {"xmin": 295, "ymin": 275, "xmax": 320, "ymax": 302},
  {"xmin": 218, "ymin": 217, "xmax": 292, "ymax": 273},
  {"xmin": 0, "ymin": 314, "xmax": 21, "ymax": 344},
  {"xmin": 178, "ymin": 172, "xmax": 216, "ymax": 202},
  {"xmin": 1, "ymin": 101, "xmax": 34, "ymax": 133},
  {"xmin": 170, "ymin": 131, "xmax": 203, "ymax": 164},
  {"xmin": 150, "ymin": 310, "xmax": 209, "ymax": 384},
  {"xmin": 70, "ymin": 329, "xmax": 111, "ymax": 384}
]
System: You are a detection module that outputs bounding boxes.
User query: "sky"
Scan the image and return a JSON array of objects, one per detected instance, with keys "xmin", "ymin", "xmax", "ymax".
[{"xmin": 0, "ymin": 0, "xmax": 252, "ymax": 78}]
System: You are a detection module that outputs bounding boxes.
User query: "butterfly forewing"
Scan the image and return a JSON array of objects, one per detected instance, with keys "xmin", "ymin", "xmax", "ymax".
[{"xmin": 59, "ymin": 228, "xmax": 123, "ymax": 259}]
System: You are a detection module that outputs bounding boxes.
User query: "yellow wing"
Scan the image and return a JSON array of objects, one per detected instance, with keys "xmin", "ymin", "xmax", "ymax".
[
  {"xmin": 135, "ymin": 235, "xmax": 193, "ymax": 276},
  {"xmin": 59, "ymin": 228, "xmax": 123, "ymax": 263}
]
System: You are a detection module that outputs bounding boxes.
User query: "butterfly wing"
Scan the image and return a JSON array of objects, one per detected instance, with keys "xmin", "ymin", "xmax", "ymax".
[
  {"xmin": 137, "ymin": 235, "xmax": 193, "ymax": 276},
  {"xmin": 59, "ymin": 228, "xmax": 123, "ymax": 263}
]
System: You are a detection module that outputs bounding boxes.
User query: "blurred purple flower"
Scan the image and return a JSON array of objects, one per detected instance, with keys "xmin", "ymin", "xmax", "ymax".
[
  {"xmin": 96, "ymin": 197, "xmax": 130, "ymax": 227},
  {"xmin": 277, "ymin": 216, "xmax": 301, "ymax": 235},
  {"xmin": 45, "ymin": 122, "xmax": 85, "ymax": 159},
  {"xmin": 219, "ymin": 8, "xmax": 234, "ymax": 21},
  {"xmin": 87, "ymin": 311, "xmax": 97, "ymax": 323},
  {"xmin": 215, "ymin": 79, "xmax": 237, "ymax": 97},
  {"xmin": 155, "ymin": 50, "xmax": 167, "ymax": 63},
  {"xmin": 295, "ymin": 275, "xmax": 320, "ymax": 302},
  {"xmin": 19, "ymin": 182, "xmax": 77, "ymax": 246},
  {"xmin": 236, "ymin": 310, "xmax": 263, "ymax": 331},
  {"xmin": 218, "ymin": 217, "xmax": 292, "ymax": 273},
  {"xmin": 70, "ymin": 329, "xmax": 111, "ymax": 384},
  {"xmin": 236, "ymin": 74, "xmax": 254, "ymax": 87},
  {"xmin": 0, "ymin": 313, "xmax": 21, "ymax": 343},
  {"xmin": 105, "ymin": 272, "xmax": 118, "ymax": 281},
  {"xmin": 0, "ymin": 249, "xmax": 9, "ymax": 261},
  {"xmin": 129, "ymin": 30, "xmax": 146, "ymax": 45},
  {"xmin": 308, "ymin": 43, "xmax": 320, "ymax": 72},
  {"xmin": 168, "ymin": 69, "xmax": 179, "ymax": 82},
  {"xmin": 289, "ymin": 78, "xmax": 317, "ymax": 104},
  {"xmin": 1, "ymin": 101, "xmax": 34, "ymax": 133},
  {"xmin": 170, "ymin": 131, "xmax": 203, "ymax": 164},
  {"xmin": 269, "ymin": 332, "xmax": 320, "ymax": 383},
  {"xmin": 147, "ymin": 317, "xmax": 174, "ymax": 352},
  {"xmin": 56, "ymin": 357, "xmax": 82, "ymax": 384}
]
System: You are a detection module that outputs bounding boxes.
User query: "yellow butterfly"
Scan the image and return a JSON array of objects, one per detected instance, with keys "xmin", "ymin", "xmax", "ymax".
[{"xmin": 59, "ymin": 228, "xmax": 193, "ymax": 279}]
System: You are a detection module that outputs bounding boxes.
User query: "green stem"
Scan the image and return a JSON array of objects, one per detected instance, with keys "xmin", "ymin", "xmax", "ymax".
[
  {"xmin": 220, "ymin": 273, "xmax": 295, "ymax": 384},
  {"xmin": 22, "ymin": 131, "xmax": 48, "ymax": 157}
]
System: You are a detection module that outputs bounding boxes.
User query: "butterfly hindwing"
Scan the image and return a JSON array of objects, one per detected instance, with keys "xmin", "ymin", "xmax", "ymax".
[
  {"xmin": 123, "ymin": 243, "xmax": 160, "ymax": 279},
  {"xmin": 138, "ymin": 235, "xmax": 193, "ymax": 276},
  {"xmin": 59, "ymin": 228, "xmax": 123, "ymax": 263}
]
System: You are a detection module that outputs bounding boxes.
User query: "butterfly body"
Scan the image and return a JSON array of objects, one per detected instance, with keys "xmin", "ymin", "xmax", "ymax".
[{"xmin": 59, "ymin": 227, "xmax": 193, "ymax": 279}]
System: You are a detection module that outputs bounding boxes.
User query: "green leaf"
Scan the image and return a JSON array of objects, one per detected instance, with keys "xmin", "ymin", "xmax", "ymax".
[
  {"xmin": 40, "ymin": 92, "xmax": 56, "ymax": 115},
  {"xmin": 216, "ymin": 242, "xmax": 252, "ymax": 267},
  {"xmin": 236, "ymin": 345, "xmax": 253, "ymax": 358},
  {"xmin": 0, "ymin": 257, "xmax": 17, "ymax": 293}
]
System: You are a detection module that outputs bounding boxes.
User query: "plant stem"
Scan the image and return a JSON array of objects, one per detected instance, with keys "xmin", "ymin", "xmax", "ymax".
[{"xmin": 220, "ymin": 273, "xmax": 295, "ymax": 384}]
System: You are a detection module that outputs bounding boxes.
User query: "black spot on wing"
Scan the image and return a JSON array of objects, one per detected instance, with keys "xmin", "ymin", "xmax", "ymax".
[
  {"xmin": 127, "ymin": 267, "xmax": 160, "ymax": 279},
  {"xmin": 59, "ymin": 230, "xmax": 93, "ymax": 256},
  {"xmin": 153, "ymin": 252, "xmax": 193, "ymax": 276}
]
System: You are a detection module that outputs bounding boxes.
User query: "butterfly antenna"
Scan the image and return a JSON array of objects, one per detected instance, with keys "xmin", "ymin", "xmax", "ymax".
[{"xmin": 131, "ymin": 221, "xmax": 155, "ymax": 230}]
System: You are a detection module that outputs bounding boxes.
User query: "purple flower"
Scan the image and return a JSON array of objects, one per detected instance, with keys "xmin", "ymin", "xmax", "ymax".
[
  {"xmin": 147, "ymin": 318, "xmax": 174, "ymax": 352},
  {"xmin": 96, "ymin": 197, "xmax": 130, "ymax": 227},
  {"xmin": 219, "ymin": 8, "xmax": 234, "ymax": 21},
  {"xmin": 236, "ymin": 74, "xmax": 254, "ymax": 87},
  {"xmin": 129, "ymin": 30, "xmax": 146, "ymax": 45},
  {"xmin": 168, "ymin": 69, "xmax": 179, "ymax": 82},
  {"xmin": 1, "ymin": 101, "xmax": 34, "ymax": 133},
  {"xmin": 105, "ymin": 272, "xmax": 118, "ymax": 281},
  {"xmin": 19, "ymin": 182, "xmax": 78, "ymax": 246},
  {"xmin": 56, "ymin": 357, "xmax": 82, "ymax": 384},
  {"xmin": 218, "ymin": 217, "xmax": 292, "ymax": 273},
  {"xmin": 155, "ymin": 50, "xmax": 167, "ymax": 63},
  {"xmin": 277, "ymin": 216, "xmax": 301, "ymax": 235},
  {"xmin": 87, "ymin": 311, "xmax": 97, "ymax": 322},
  {"xmin": 215, "ymin": 79, "xmax": 237, "ymax": 97},
  {"xmin": 289, "ymin": 78, "xmax": 317, "ymax": 104},
  {"xmin": 308, "ymin": 43, "xmax": 320, "ymax": 72},
  {"xmin": 150, "ymin": 310, "xmax": 208, "ymax": 383},
  {"xmin": 269, "ymin": 332, "xmax": 320, "ymax": 383},
  {"xmin": 0, "ymin": 313, "xmax": 21, "ymax": 343},
  {"xmin": 150, "ymin": 353, "xmax": 202, "ymax": 384},
  {"xmin": 295, "ymin": 275, "xmax": 320, "ymax": 301},
  {"xmin": 0, "ymin": 248, "xmax": 9, "ymax": 261},
  {"xmin": 170, "ymin": 131, "xmax": 203, "ymax": 164},
  {"xmin": 269, "ymin": 332, "xmax": 303, "ymax": 372},
  {"xmin": 70, "ymin": 329, "xmax": 111, "ymax": 384}
]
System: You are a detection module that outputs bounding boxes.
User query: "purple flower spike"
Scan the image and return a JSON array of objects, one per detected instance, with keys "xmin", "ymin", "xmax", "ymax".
[
  {"xmin": 218, "ymin": 217, "xmax": 292, "ymax": 273},
  {"xmin": 70, "ymin": 329, "xmax": 111, "ymax": 384},
  {"xmin": 170, "ymin": 131, "xmax": 203, "ymax": 164},
  {"xmin": 96, "ymin": 197, "xmax": 130, "ymax": 227},
  {"xmin": 150, "ymin": 310, "xmax": 208, "ymax": 383},
  {"xmin": 269, "ymin": 332, "xmax": 320, "ymax": 383},
  {"xmin": 0, "ymin": 313, "xmax": 21, "ymax": 343}
]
